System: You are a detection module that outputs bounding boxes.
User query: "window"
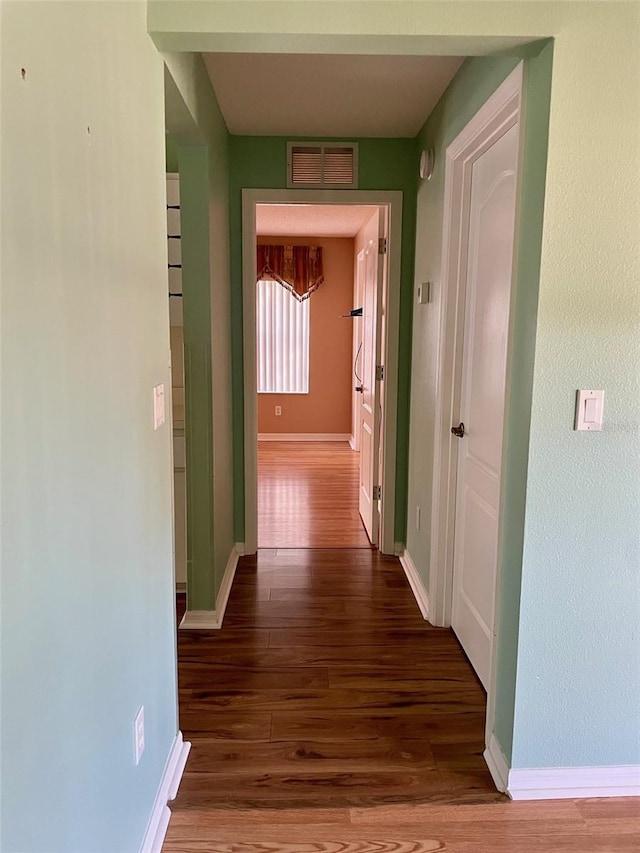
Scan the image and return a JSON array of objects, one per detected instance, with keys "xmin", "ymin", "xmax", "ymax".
[{"xmin": 256, "ymin": 279, "xmax": 310, "ymax": 394}]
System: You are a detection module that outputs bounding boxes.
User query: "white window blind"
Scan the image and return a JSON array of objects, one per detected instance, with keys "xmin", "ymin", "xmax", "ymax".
[{"xmin": 257, "ymin": 280, "xmax": 310, "ymax": 394}]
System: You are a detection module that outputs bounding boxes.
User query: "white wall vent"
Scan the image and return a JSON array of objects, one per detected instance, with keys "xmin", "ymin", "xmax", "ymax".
[{"xmin": 287, "ymin": 142, "xmax": 358, "ymax": 189}]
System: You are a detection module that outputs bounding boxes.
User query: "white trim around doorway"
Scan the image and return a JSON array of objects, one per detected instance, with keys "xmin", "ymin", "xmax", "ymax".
[
  {"xmin": 427, "ymin": 62, "xmax": 524, "ymax": 751},
  {"xmin": 242, "ymin": 189, "xmax": 403, "ymax": 556}
]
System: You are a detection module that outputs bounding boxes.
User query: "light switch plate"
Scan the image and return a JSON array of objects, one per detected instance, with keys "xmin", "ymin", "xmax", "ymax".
[
  {"xmin": 153, "ymin": 383, "xmax": 165, "ymax": 430},
  {"xmin": 574, "ymin": 389, "xmax": 604, "ymax": 431},
  {"xmin": 133, "ymin": 706, "xmax": 145, "ymax": 765}
]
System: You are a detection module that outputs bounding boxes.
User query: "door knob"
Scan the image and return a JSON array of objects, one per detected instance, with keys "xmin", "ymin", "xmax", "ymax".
[{"xmin": 451, "ymin": 422, "xmax": 465, "ymax": 438}]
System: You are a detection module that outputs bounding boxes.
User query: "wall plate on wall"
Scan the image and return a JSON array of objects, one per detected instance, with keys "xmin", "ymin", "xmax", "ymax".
[{"xmin": 574, "ymin": 389, "xmax": 604, "ymax": 431}]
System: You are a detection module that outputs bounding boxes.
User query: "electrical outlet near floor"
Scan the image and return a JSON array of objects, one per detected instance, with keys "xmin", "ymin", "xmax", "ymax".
[
  {"xmin": 416, "ymin": 506, "xmax": 421, "ymax": 531},
  {"xmin": 133, "ymin": 705, "xmax": 145, "ymax": 765},
  {"xmin": 275, "ymin": 405, "xmax": 282, "ymax": 416}
]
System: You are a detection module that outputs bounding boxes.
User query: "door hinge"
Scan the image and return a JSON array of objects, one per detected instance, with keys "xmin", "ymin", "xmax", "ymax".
[
  {"xmin": 378, "ymin": 237, "xmax": 387, "ymax": 255},
  {"xmin": 376, "ymin": 365, "xmax": 384, "ymax": 381},
  {"xmin": 373, "ymin": 485, "xmax": 382, "ymax": 500}
]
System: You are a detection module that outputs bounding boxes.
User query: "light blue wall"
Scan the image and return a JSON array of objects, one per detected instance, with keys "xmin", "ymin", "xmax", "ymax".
[
  {"xmin": 1, "ymin": 2, "xmax": 178, "ymax": 850},
  {"xmin": 511, "ymin": 11, "xmax": 640, "ymax": 767}
]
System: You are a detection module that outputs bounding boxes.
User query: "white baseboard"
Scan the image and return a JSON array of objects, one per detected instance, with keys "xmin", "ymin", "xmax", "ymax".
[
  {"xmin": 393, "ymin": 542, "xmax": 404, "ymax": 556},
  {"xmin": 179, "ymin": 544, "xmax": 240, "ymax": 630},
  {"xmin": 214, "ymin": 544, "xmax": 239, "ymax": 624},
  {"xmin": 348, "ymin": 434, "xmax": 356, "ymax": 451},
  {"xmin": 507, "ymin": 764, "xmax": 640, "ymax": 800},
  {"xmin": 258, "ymin": 433, "xmax": 351, "ymax": 442},
  {"xmin": 484, "ymin": 733, "xmax": 509, "ymax": 793},
  {"xmin": 399, "ymin": 548, "xmax": 431, "ymax": 620},
  {"xmin": 139, "ymin": 731, "xmax": 191, "ymax": 853},
  {"xmin": 179, "ymin": 609, "xmax": 220, "ymax": 629},
  {"xmin": 235, "ymin": 542, "xmax": 245, "ymax": 556},
  {"xmin": 484, "ymin": 736, "xmax": 640, "ymax": 800}
]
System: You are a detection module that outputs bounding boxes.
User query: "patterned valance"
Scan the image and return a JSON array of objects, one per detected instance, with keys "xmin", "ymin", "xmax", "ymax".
[{"xmin": 257, "ymin": 244, "xmax": 324, "ymax": 302}]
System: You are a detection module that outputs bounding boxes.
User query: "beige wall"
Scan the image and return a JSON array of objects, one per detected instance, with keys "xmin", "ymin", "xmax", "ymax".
[{"xmin": 257, "ymin": 235, "xmax": 355, "ymax": 434}]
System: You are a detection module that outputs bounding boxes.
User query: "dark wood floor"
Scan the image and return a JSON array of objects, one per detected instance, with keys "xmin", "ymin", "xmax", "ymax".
[
  {"xmin": 167, "ymin": 549, "xmax": 640, "ymax": 850},
  {"xmin": 172, "ymin": 549, "xmax": 498, "ymax": 812},
  {"xmin": 258, "ymin": 442, "xmax": 371, "ymax": 548}
]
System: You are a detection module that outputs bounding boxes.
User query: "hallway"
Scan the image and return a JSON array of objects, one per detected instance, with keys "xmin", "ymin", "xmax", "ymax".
[
  {"xmin": 166, "ymin": 550, "xmax": 639, "ymax": 851},
  {"xmin": 171, "ymin": 548, "xmax": 499, "ymax": 808},
  {"xmin": 167, "ymin": 426, "xmax": 639, "ymax": 850}
]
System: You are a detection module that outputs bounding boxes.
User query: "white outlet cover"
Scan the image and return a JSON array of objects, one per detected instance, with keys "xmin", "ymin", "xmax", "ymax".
[{"xmin": 134, "ymin": 705, "xmax": 145, "ymax": 765}]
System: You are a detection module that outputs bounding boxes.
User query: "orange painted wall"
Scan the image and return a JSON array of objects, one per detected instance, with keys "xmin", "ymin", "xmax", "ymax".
[{"xmin": 257, "ymin": 235, "xmax": 355, "ymax": 434}]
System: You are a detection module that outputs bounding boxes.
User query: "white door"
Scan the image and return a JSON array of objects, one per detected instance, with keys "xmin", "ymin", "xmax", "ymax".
[
  {"xmin": 451, "ymin": 122, "xmax": 519, "ymax": 689},
  {"xmin": 358, "ymin": 209, "xmax": 385, "ymax": 545},
  {"xmin": 351, "ymin": 248, "xmax": 365, "ymax": 452}
]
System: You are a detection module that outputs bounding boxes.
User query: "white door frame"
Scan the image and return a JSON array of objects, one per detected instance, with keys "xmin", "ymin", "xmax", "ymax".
[
  {"xmin": 350, "ymin": 247, "xmax": 366, "ymax": 453},
  {"xmin": 242, "ymin": 188, "xmax": 403, "ymax": 556},
  {"xmin": 427, "ymin": 63, "xmax": 524, "ymax": 757}
]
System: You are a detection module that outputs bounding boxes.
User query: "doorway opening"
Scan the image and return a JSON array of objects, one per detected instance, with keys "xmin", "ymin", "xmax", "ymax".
[
  {"xmin": 166, "ymin": 171, "xmax": 188, "ymax": 596},
  {"xmin": 167, "ymin": 46, "xmax": 533, "ymax": 827},
  {"xmin": 243, "ymin": 191, "xmax": 403, "ymax": 556},
  {"xmin": 255, "ymin": 203, "xmax": 384, "ymax": 549}
]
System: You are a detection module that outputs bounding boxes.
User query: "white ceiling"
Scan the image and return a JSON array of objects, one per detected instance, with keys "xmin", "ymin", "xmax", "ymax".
[
  {"xmin": 202, "ymin": 53, "xmax": 464, "ymax": 137},
  {"xmin": 256, "ymin": 204, "xmax": 377, "ymax": 237}
]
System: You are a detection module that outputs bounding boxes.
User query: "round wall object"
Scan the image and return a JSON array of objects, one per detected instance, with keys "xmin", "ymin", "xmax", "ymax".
[{"xmin": 419, "ymin": 148, "xmax": 435, "ymax": 180}]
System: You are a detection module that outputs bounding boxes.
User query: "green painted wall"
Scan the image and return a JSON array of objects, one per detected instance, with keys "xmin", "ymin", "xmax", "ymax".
[
  {"xmin": 406, "ymin": 45, "xmax": 553, "ymax": 761},
  {"xmin": 151, "ymin": 0, "xmax": 640, "ymax": 774},
  {"xmin": 228, "ymin": 136, "xmax": 417, "ymax": 543},
  {"xmin": 1, "ymin": 2, "xmax": 178, "ymax": 850},
  {"xmin": 493, "ymin": 43, "xmax": 553, "ymax": 760},
  {"xmin": 179, "ymin": 145, "xmax": 216, "ymax": 609},
  {"xmin": 166, "ymin": 132, "xmax": 179, "ymax": 172},
  {"xmin": 164, "ymin": 52, "xmax": 235, "ymax": 611}
]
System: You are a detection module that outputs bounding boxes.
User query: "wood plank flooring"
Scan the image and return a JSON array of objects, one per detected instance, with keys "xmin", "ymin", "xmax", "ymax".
[
  {"xmin": 169, "ymin": 443, "xmax": 639, "ymax": 851},
  {"xmin": 258, "ymin": 441, "xmax": 370, "ymax": 548},
  {"xmin": 164, "ymin": 799, "xmax": 640, "ymax": 852},
  {"xmin": 167, "ymin": 550, "xmax": 640, "ymax": 851},
  {"xmin": 173, "ymin": 549, "xmax": 494, "ymax": 810}
]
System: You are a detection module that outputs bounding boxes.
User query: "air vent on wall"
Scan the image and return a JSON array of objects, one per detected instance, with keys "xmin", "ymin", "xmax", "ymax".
[{"xmin": 287, "ymin": 142, "xmax": 358, "ymax": 189}]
